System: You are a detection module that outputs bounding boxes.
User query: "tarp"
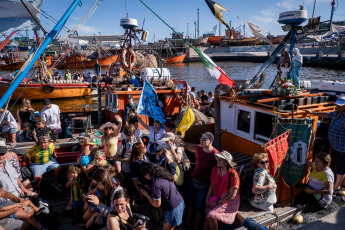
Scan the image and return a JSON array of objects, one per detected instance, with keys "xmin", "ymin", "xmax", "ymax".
[
  {"xmin": 264, "ymin": 130, "xmax": 290, "ymax": 180},
  {"xmin": 247, "ymin": 21, "xmax": 272, "ymax": 45},
  {"xmin": 175, "ymin": 106, "xmax": 195, "ymax": 137},
  {"xmin": 307, "ymin": 24, "xmax": 345, "ymax": 41},
  {"xmin": 0, "ymin": 0, "xmax": 43, "ymax": 33},
  {"xmin": 277, "ymin": 118, "xmax": 313, "ymax": 187},
  {"xmin": 137, "ymin": 80, "xmax": 166, "ymax": 124}
]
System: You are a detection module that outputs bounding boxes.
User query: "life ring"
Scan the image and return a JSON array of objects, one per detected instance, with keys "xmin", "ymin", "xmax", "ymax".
[
  {"xmin": 44, "ymin": 84, "xmax": 54, "ymax": 93},
  {"xmin": 90, "ymin": 83, "xmax": 97, "ymax": 90},
  {"xmin": 121, "ymin": 49, "xmax": 136, "ymax": 70}
]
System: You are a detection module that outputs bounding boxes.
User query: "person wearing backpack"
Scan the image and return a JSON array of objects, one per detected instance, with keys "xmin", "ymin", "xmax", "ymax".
[
  {"xmin": 140, "ymin": 163, "xmax": 184, "ymax": 230},
  {"xmin": 204, "ymin": 151, "xmax": 240, "ymax": 230},
  {"xmin": 114, "ymin": 125, "xmax": 140, "ymax": 196}
]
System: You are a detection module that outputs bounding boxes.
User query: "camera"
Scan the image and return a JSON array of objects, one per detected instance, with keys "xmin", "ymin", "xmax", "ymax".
[
  {"xmin": 133, "ymin": 213, "xmax": 150, "ymax": 227},
  {"xmin": 137, "ymin": 182, "xmax": 147, "ymax": 190}
]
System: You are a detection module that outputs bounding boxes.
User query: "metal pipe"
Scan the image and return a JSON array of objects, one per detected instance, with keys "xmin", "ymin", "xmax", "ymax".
[{"xmin": 0, "ymin": 0, "xmax": 82, "ymax": 110}]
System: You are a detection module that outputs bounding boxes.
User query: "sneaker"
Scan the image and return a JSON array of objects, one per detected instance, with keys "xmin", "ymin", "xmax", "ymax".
[
  {"xmin": 35, "ymin": 207, "xmax": 45, "ymax": 216},
  {"xmin": 51, "ymin": 183, "xmax": 63, "ymax": 192}
]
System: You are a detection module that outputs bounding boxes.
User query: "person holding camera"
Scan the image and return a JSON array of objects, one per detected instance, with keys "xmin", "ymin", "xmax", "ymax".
[
  {"xmin": 140, "ymin": 163, "xmax": 184, "ymax": 230},
  {"xmin": 107, "ymin": 189, "xmax": 147, "ymax": 230}
]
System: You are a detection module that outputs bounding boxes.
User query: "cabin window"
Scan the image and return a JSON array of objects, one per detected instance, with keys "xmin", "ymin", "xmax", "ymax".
[
  {"xmin": 254, "ymin": 112, "xmax": 275, "ymax": 143},
  {"xmin": 105, "ymin": 93, "xmax": 109, "ymax": 107},
  {"xmin": 236, "ymin": 110, "xmax": 251, "ymax": 133},
  {"xmin": 104, "ymin": 92, "xmax": 118, "ymax": 112}
]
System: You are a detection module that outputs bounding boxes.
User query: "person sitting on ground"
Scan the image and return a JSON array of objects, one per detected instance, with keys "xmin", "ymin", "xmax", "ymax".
[
  {"xmin": 204, "ymin": 151, "xmax": 240, "ymax": 230},
  {"xmin": 0, "ymin": 108, "xmax": 18, "ymax": 144},
  {"xmin": 66, "ymin": 165, "xmax": 85, "ymax": 222},
  {"xmin": 137, "ymin": 116, "xmax": 166, "ymax": 162},
  {"xmin": 121, "ymin": 117, "xmax": 143, "ymax": 141},
  {"xmin": 100, "ymin": 115, "xmax": 123, "ymax": 159},
  {"xmin": 25, "ymin": 135, "xmax": 63, "ymax": 191},
  {"xmin": 140, "ymin": 163, "xmax": 185, "ymax": 230},
  {"xmin": 41, "ymin": 99, "xmax": 62, "ymax": 134},
  {"xmin": 0, "ymin": 147, "xmax": 38, "ymax": 198},
  {"xmin": 16, "ymin": 98, "xmax": 37, "ymax": 138},
  {"xmin": 107, "ymin": 189, "xmax": 146, "ymax": 230},
  {"xmin": 0, "ymin": 182, "xmax": 46, "ymax": 230},
  {"xmin": 186, "ymin": 132, "xmax": 219, "ymax": 230},
  {"xmin": 250, "ymin": 153, "xmax": 277, "ymax": 212},
  {"xmin": 0, "ymin": 144, "xmax": 35, "ymax": 193},
  {"xmin": 124, "ymin": 95, "xmax": 137, "ymax": 124},
  {"xmin": 295, "ymin": 152, "xmax": 334, "ymax": 211},
  {"xmin": 84, "ymin": 169, "xmax": 123, "ymax": 229},
  {"xmin": 32, "ymin": 119, "xmax": 57, "ymax": 143}
]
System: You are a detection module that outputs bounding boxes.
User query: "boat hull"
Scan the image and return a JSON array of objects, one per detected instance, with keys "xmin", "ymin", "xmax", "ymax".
[
  {"xmin": 164, "ymin": 53, "xmax": 186, "ymax": 64},
  {"xmin": 0, "ymin": 83, "xmax": 93, "ymax": 100},
  {"xmin": 57, "ymin": 54, "xmax": 119, "ymax": 69}
]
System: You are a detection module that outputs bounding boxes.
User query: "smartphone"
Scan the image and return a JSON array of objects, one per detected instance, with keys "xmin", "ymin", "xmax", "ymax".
[{"xmin": 83, "ymin": 194, "xmax": 88, "ymax": 198}]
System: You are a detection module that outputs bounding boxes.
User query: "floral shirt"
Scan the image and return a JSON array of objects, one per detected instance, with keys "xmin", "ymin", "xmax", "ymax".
[{"xmin": 250, "ymin": 168, "xmax": 277, "ymax": 211}]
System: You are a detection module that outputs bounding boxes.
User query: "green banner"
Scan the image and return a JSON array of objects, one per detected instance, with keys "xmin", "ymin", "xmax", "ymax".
[{"xmin": 275, "ymin": 118, "xmax": 313, "ymax": 187}]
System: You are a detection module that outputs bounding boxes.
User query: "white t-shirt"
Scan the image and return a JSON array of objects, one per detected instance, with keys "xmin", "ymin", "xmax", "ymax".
[
  {"xmin": 189, "ymin": 91, "xmax": 196, "ymax": 99},
  {"xmin": 281, "ymin": 67, "xmax": 290, "ymax": 79},
  {"xmin": 0, "ymin": 110, "xmax": 18, "ymax": 132},
  {"xmin": 207, "ymin": 97, "xmax": 214, "ymax": 103},
  {"xmin": 41, "ymin": 104, "xmax": 61, "ymax": 129},
  {"xmin": 147, "ymin": 126, "xmax": 166, "ymax": 154}
]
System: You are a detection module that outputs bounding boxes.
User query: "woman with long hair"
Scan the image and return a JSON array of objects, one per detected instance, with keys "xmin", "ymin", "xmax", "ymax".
[
  {"xmin": 140, "ymin": 163, "xmax": 184, "ymax": 230},
  {"xmin": 16, "ymin": 98, "xmax": 37, "ymax": 132},
  {"xmin": 250, "ymin": 153, "xmax": 277, "ymax": 212},
  {"xmin": 107, "ymin": 189, "xmax": 146, "ymax": 230},
  {"xmin": 100, "ymin": 115, "xmax": 123, "ymax": 158},
  {"xmin": 204, "ymin": 151, "xmax": 240, "ymax": 230},
  {"xmin": 154, "ymin": 143, "xmax": 177, "ymax": 181},
  {"xmin": 84, "ymin": 169, "xmax": 122, "ymax": 228},
  {"xmin": 129, "ymin": 142, "xmax": 149, "ymax": 211}
]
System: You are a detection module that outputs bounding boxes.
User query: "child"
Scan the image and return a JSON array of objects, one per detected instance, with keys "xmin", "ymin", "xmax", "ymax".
[
  {"xmin": 207, "ymin": 91, "xmax": 214, "ymax": 104},
  {"xmin": 280, "ymin": 62, "xmax": 291, "ymax": 80},
  {"xmin": 17, "ymin": 122, "xmax": 33, "ymax": 142},
  {"xmin": 33, "ymin": 120, "xmax": 57, "ymax": 143},
  {"xmin": 84, "ymin": 150, "xmax": 110, "ymax": 176},
  {"xmin": 66, "ymin": 165, "xmax": 84, "ymax": 222}
]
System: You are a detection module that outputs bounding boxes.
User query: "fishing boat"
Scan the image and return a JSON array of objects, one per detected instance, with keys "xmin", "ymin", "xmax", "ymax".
[
  {"xmin": 163, "ymin": 52, "xmax": 186, "ymax": 64},
  {"xmin": 56, "ymin": 52, "xmax": 119, "ymax": 69}
]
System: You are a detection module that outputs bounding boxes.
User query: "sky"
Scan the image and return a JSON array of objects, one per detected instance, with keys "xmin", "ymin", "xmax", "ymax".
[{"xmin": 37, "ymin": 0, "xmax": 345, "ymax": 41}]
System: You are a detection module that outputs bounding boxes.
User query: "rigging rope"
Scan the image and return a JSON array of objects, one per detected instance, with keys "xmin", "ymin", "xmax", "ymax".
[
  {"xmin": 142, "ymin": 0, "xmax": 149, "ymax": 30},
  {"xmin": 59, "ymin": 0, "xmax": 102, "ymax": 41}
]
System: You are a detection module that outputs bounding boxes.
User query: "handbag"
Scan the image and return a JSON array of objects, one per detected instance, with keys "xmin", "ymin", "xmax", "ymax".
[{"xmin": 208, "ymin": 171, "xmax": 229, "ymax": 205}]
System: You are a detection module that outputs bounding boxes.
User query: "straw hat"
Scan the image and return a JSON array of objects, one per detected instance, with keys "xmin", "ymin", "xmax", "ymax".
[
  {"xmin": 99, "ymin": 122, "xmax": 118, "ymax": 133},
  {"xmin": 215, "ymin": 150, "xmax": 233, "ymax": 166}
]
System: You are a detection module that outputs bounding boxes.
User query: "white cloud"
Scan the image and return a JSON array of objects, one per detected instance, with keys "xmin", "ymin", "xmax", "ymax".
[{"xmin": 67, "ymin": 24, "xmax": 99, "ymax": 35}]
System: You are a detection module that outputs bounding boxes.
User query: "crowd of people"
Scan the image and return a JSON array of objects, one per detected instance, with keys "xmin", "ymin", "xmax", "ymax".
[
  {"xmin": 0, "ymin": 94, "xmax": 344, "ymax": 230},
  {"xmin": 177, "ymin": 86, "xmax": 214, "ymax": 113}
]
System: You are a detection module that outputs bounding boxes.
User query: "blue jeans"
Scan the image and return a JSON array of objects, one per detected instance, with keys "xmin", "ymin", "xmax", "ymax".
[{"xmin": 187, "ymin": 179, "xmax": 208, "ymax": 212}]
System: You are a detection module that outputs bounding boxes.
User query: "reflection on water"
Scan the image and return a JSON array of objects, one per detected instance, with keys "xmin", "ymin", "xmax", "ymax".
[{"xmin": 2, "ymin": 61, "xmax": 345, "ymax": 113}]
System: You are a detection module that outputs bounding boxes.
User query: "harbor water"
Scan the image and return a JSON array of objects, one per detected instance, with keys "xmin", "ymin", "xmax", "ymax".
[{"xmin": 2, "ymin": 61, "xmax": 345, "ymax": 113}]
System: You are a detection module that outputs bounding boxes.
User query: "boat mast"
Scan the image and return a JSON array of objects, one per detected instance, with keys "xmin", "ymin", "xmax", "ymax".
[
  {"xmin": 329, "ymin": 0, "xmax": 336, "ymax": 28},
  {"xmin": 0, "ymin": 0, "xmax": 82, "ymax": 109},
  {"xmin": 197, "ymin": 8, "xmax": 200, "ymax": 38}
]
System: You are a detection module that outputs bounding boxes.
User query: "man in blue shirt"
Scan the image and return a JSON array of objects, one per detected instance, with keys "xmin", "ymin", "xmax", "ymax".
[{"xmin": 305, "ymin": 96, "xmax": 345, "ymax": 193}]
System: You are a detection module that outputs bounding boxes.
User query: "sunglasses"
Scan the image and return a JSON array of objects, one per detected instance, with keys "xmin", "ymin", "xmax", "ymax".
[
  {"xmin": 259, "ymin": 160, "xmax": 269, "ymax": 165},
  {"xmin": 104, "ymin": 127, "xmax": 113, "ymax": 130}
]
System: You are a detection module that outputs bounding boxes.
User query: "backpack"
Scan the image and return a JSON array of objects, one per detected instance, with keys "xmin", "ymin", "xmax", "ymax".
[
  {"xmin": 240, "ymin": 168, "xmax": 255, "ymax": 199},
  {"xmin": 174, "ymin": 162, "xmax": 184, "ymax": 186}
]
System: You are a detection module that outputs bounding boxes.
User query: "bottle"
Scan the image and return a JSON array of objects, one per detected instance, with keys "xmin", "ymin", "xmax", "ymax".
[{"xmin": 129, "ymin": 75, "xmax": 141, "ymax": 87}]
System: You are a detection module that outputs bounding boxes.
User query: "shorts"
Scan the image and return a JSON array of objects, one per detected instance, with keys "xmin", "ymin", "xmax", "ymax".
[
  {"xmin": 164, "ymin": 200, "xmax": 184, "ymax": 227},
  {"xmin": 53, "ymin": 128, "xmax": 62, "ymax": 134},
  {"xmin": 7, "ymin": 206, "xmax": 31, "ymax": 219},
  {"xmin": 187, "ymin": 179, "xmax": 209, "ymax": 212},
  {"xmin": 333, "ymin": 149, "xmax": 345, "ymax": 175},
  {"xmin": 4, "ymin": 128, "xmax": 17, "ymax": 134},
  {"xmin": 30, "ymin": 158, "xmax": 60, "ymax": 177}
]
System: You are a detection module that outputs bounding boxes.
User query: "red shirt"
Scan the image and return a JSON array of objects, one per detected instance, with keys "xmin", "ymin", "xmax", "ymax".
[
  {"xmin": 192, "ymin": 145, "xmax": 218, "ymax": 186},
  {"xmin": 210, "ymin": 167, "xmax": 240, "ymax": 199}
]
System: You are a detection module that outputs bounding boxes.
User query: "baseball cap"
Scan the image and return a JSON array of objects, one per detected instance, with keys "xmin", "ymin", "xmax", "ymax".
[
  {"xmin": 43, "ymin": 99, "xmax": 51, "ymax": 106},
  {"xmin": 334, "ymin": 96, "xmax": 345, "ymax": 106},
  {"xmin": 153, "ymin": 140, "xmax": 170, "ymax": 152},
  {"xmin": 161, "ymin": 132, "xmax": 176, "ymax": 142},
  {"xmin": 201, "ymin": 132, "xmax": 214, "ymax": 142}
]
